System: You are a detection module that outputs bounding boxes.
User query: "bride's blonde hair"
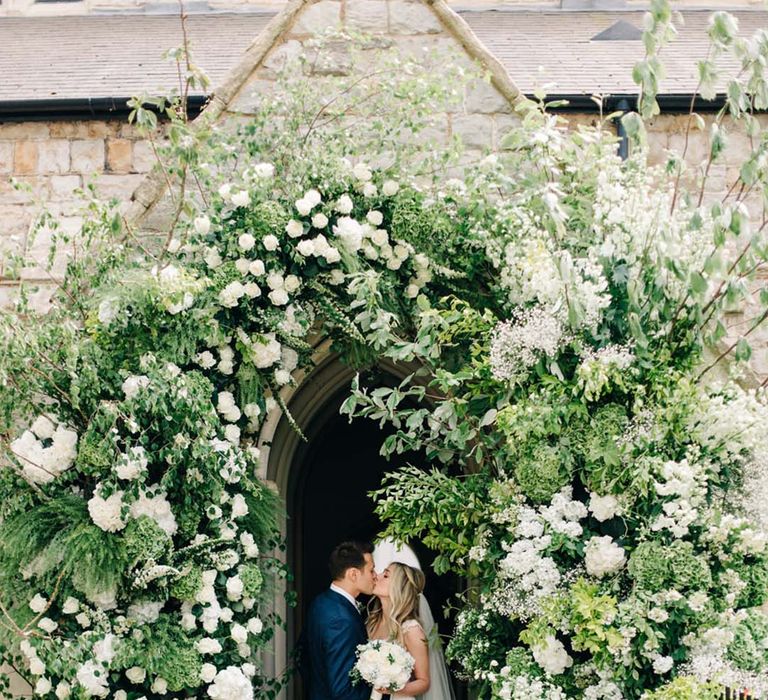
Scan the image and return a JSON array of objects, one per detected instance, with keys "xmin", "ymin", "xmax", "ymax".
[{"xmin": 366, "ymin": 562, "xmax": 426, "ymax": 644}]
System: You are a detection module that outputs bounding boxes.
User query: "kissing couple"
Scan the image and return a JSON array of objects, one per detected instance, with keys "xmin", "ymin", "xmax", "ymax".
[{"xmin": 302, "ymin": 539, "xmax": 454, "ymax": 700}]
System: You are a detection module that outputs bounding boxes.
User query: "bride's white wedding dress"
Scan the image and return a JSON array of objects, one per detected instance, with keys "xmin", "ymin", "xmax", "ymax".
[
  {"xmin": 391, "ymin": 619, "xmax": 423, "ymax": 700},
  {"xmin": 372, "ymin": 539, "xmax": 456, "ymax": 700}
]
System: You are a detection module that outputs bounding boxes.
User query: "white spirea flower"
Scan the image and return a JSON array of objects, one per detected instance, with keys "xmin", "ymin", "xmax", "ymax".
[
  {"xmin": 589, "ymin": 493, "xmax": 621, "ymax": 522},
  {"xmin": 286, "ymin": 220, "xmax": 304, "ymax": 238},
  {"xmin": 312, "ymin": 213, "xmax": 328, "ymax": 228},
  {"xmin": 207, "ymin": 666, "xmax": 254, "ymax": 700},
  {"xmin": 238, "ymin": 233, "xmax": 256, "ymax": 251},
  {"xmin": 263, "ymin": 234, "xmax": 279, "ymax": 251},
  {"xmin": 231, "ymin": 190, "xmax": 250, "ymax": 207},
  {"xmin": 88, "ymin": 487, "xmax": 126, "ymax": 533},
  {"xmin": 533, "ymin": 635, "xmax": 573, "ymax": 676},
  {"xmin": 584, "ymin": 536, "xmax": 626, "ymax": 577},
  {"xmin": 194, "ymin": 215, "xmax": 211, "ymax": 235}
]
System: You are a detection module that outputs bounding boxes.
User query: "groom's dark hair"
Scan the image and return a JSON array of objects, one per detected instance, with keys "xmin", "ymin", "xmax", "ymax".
[{"xmin": 329, "ymin": 541, "xmax": 373, "ymax": 580}]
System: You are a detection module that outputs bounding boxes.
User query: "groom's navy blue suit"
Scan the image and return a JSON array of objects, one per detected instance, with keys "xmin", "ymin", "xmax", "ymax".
[{"xmin": 304, "ymin": 588, "xmax": 370, "ymax": 700}]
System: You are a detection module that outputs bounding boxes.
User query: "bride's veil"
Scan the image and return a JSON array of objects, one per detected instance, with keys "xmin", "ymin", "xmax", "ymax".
[{"xmin": 372, "ymin": 539, "xmax": 456, "ymax": 700}]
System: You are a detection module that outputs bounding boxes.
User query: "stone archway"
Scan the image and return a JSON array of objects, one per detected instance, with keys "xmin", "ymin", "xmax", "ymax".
[{"xmin": 258, "ymin": 344, "xmax": 464, "ymax": 700}]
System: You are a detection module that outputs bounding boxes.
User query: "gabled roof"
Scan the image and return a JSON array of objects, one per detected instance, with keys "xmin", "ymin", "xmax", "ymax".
[{"xmin": 1, "ymin": 8, "xmax": 767, "ymax": 109}]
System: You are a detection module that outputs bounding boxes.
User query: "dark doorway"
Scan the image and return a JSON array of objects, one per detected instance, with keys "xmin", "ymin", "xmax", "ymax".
[{"xmin": 288, "ymin": 384, "xmax": 466, "ymax": 700}]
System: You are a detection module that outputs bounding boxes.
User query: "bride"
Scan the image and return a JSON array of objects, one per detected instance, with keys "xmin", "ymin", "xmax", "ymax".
[{"xmin": 369, "ymin": 540, "xmax": 455, "ymax": 700}]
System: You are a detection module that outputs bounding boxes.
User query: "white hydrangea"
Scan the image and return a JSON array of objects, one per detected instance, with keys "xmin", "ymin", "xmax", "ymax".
[
  {"xmin": 115, "ymin": 446, "xmax": 148, "ymax": 481},
  {"xmin": 206, "ymin": 666, "xmax": 254, "ymax": 700},
  {"xmin": 122, "ymin": 375, "xmax": 150, "ymax": 399},
  {"xmin": 584, "ymin": 536, "xmax": 626, "ymax": 578},
  {"xmin": 88, "ymin": 487, "xmax": 127, "ymax": 533},
  {"xmin": 130, "ymin": 490, "xmax": 178, "ymax": 536},
  {"xmin": 532, "ymin": 636, "xmax": 573, "ymax": 676},
  {"xmin": 10, "ymin": 420, "xmax": 78, "ymax": 485},
  {"xmin": 589, "ymin": 493, "xmax": 621, "ymax": 522},
  {"xmin": 76, "ymin": 661, "xmax": 110, "ymax": 698}
]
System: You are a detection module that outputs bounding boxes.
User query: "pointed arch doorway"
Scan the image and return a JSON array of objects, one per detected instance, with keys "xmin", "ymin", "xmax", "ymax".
[{"xmin": 261, "ymin": 349, "xmax": 465, "ymax": 700}]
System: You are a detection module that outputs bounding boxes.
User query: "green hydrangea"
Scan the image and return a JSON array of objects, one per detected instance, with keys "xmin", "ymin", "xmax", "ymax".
[
  {"xmin": 240, "ymin": 562, "xmax": 264, "ymax": 598},
  {"xmin": 170, "ymin": 566, "xmax": 203, "ymax": 602},
  {"xmin": 629, "ymin": 541, "xmax": 711, "ymax": 593},
  {"xmin": 158, "ymin": 641, "xmax": 203, "ymax": 692},
  {"xmin": 122, "ymin": 516, "xmax": 172, "ymax": 564},
  {"xmin": 736, "ymin": 556, "xmax": 768, "ymax": 608},
  {"xmin": 513, "ymin": 443, "xmax": 573, "ymax": 504},
  {"xmin": 667, "ymin": 541, "xmax": 711, "ymax": 590},
  {"xmin": 504, "ymin": 648, "xmax": 539, "ymax": 678},
  {"xmin": 628, "ymin": 542, "xmax": 672, "ymax": 592}
]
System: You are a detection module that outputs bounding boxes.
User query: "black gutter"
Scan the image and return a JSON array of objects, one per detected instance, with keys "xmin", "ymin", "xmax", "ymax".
[
  {"xmin": 0, "ymin": 95, "xmax": 208, "ymax": 122},
  {"xmin": 531, "ymin": 92, "xmax": 731, "ymax": 114}
]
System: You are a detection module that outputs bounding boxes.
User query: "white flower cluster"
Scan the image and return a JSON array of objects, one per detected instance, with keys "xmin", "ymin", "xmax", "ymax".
[
  {"xmin": 494, "ymin": 670, "xmax": 569, "ymax": 700},
  {"xmin": 353, "ymin": 639, "xmax": 415, "ymax": 694},
  {"xmin": 115, "ymin": 445, "xmax": 148, "ymax": 481},
  {"xmin": 206, "ymin": 665, "xmax": 254, "ymax": 700},
  {"xmin": 652, "ymin": 458, "xmax": 708, "ymax": 538},
  {"xmin": 532, "ymin": 635, "xmax": 574, "ymax": 676},
  {"xmin": 490, "ymin": 307, "xmax": 567, "ymax": 382},
  {"xmin": 151, "ymin": 263, "xmax": 202, "ymax": 315},
  {"xmin": 9, "ymin": 415, "xmax": 78, "ymax": 485},
  {"xmin": 584, "ymin": 536, "xmax": 626, "ymax": 578},
  {"xmin": 576, "ymin": 344, "xmax": 634, "ymax": 400}
]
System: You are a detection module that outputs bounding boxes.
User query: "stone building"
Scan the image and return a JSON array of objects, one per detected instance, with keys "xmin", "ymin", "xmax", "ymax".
[{"xmin": 1, "ymin": 1, "xmax": 767, "ymax": 697}]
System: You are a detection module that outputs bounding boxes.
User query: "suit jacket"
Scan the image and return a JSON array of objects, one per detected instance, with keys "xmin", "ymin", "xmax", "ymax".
[{"xmin": 304, "ymin": 588, "xmax": 370, "ymax": 700}]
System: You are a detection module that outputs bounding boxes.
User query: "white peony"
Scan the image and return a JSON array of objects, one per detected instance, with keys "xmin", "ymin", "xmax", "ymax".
[
  {"xmin": 332, "ymin": 217, "xmax": 364, "ymax": 252},
  {"xmin": 533, "ymin": 635, "xmax": 573, "ymax": 676},
  {"xmin": 584, "ymin": 535, "xmax": 626, "ymax": 577},
  {"xmin": 207, "ymin": 666, "xmax": 254, "ymax": 700},
  {"xmin": 88, "ymin": 487, "xmax": 126, "ymax": 533},
  {"xmin": 196, "ymin": 637, "xmax": 223, "ymax": 655},
  {"xmin": 589, "ymin": 493, "xmax": 621, "ymax": 522}
]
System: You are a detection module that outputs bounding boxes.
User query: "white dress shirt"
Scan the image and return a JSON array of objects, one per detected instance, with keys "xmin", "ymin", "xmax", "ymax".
[{"xmin": 330, "ymin": 583, "xmax": 360, "ymax": 613}]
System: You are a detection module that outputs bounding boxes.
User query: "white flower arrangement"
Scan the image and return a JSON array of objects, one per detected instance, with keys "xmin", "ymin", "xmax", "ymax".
[{"xmin": 351, "ymin": 639, "xmax": 415, "ymax": 700}]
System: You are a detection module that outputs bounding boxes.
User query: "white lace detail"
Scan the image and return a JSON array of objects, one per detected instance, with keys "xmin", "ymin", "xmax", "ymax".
[{"xmin": 401, "ymin": 619, "xmax": 423, "ymax": 635}]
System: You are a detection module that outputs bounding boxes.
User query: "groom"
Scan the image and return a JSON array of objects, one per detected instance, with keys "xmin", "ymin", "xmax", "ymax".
[{"xmin": 304, "ymin": 541, "xmax": 377, "ymax": 700}]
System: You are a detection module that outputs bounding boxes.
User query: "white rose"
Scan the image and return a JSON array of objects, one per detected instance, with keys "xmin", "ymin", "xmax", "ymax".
[
  {"xmin": 197, "ymin": 351, "xmax": 216, "ymax": 369},
  {"xmin": 362, "ymin": 182, "xmax": 377, "ymax": 197},
  {"xmin": 122, "ymin": 375, "xmax": 150, "ymax": 399},
  {"xmin": 38, "ymin": 617, "xmax": 58, "ymax": 633},
  {"xmin": 589, "ymin": 493, "xmax": 621, "ymax": 522},
  {"xmin": 242, "ymin": 663, "xmax": 256, "ymax": 678},
  {"xmin": 295, "ymin": 199, "xmax": 313, "ymax": 216},
  {"xmin": 286, "ymin": 220, "xmax": 304, "ymax": 238},
  {"xmin": 231, "ymin": 622, "xmax": 249, "ymax": 644},
  {"xmin": 218, "ymin": 183, "xmax": 232, "ymax": 200},
  {"xmin": 231, "ymin": 494, "xmax": 249, "ymax": 519},
  {"xmin": 29, "ymin": 593, "xmax": 47, "ymax": 614},
  {"xmin": 252, "ymin": 162, "xmax": 274, "ymax": 179},
  {"xmin": 219, "ymin": 281, "xmax": 245, "ymax": 308},
  {"xmin": 55, "ymin": 681, "xmax": 71, "ymax": 699},
  {"xmin": 34, "ymin": 678, "xmax": 52, "ymax": 695},
  {"xmin": 251, "ymin": 334, "xmax": 281, "ymax": 368},
  {"xmin": 248, "ymin": 259, "xmax": 266, "ymax": 276},
  {"xmin": 312, "ymin": 213, "xmax": 329, "ymax": 229},
  {"xmin": 584, "ymin": 536, "xmax": 626, "ymax": 577},
  {"xmin": 196, "ymin": 637, "xmax": 223, "ymax": 654},
  {"xmin": 29, "ymin": 657, "xmax": 46, "ymax": 675},
  {"xmin": 226, "ymin": 575, "xmax": 244, "ymax": 601},
  {"xmin": 207, "ymin": 666, "xmax": 253, "ymax": 700},
  {"xmin": 406, "ymin": 284, "xmax": 419, "ymax": 299},
  {"xmin": 204, "ymin": 247, "xmax": 223, "ymax": 269},
  {"xmin": 653, "ymin": 656, "xmax": 674, "ymax": 674},
  {"xmin": 263, "ymin": 234, "xmax": 279, "ymax": 251},
  {"xmin": 296, "ymin": 239, "xmax": 315, "ymax": 257},
  {"xmin": 62, "ymin": 597, "xmax": 79, "ymax": 614},
  {"xmin": 114, "ymin": 692, "xmax": 127, "ymax": 700},
  {"xmin": 305, "ymin": 189, "xmax": 322, "ymax": 206},
  {"xmin": 328, "ymin": 269, "xmax": 345, "ymax": 285},
  {"xmin": 269, "ymin": 289, "xmax": 289, "ymax": 306},
  {"xmin": 366, "ymin": 210, "xmax": 384, "ymax": 226},
  {"xmin": 231, "ymin": 190, "xmax": 250, "ymax": 208},
  {"xmin": 126, "ymin": 667, "xmax": 146, "ymax": 683},
  {"xmin": 353, "ymin": 162, "xmax": 372, "ymax": 181},
  {"xmin": 238, "ymin": 233, "xmax": 256, "ymax": 251},
  {"xmin": 225, "ymin": 424, "xmax": 241, "ymax": 444},
  {"xmin": 335, "ymin": 194, "xmax": 354, "ymax": 214},
  {"xmin": 382, "ymin": 180, "xmax": 399, "ymax": 196},
  {"xmin": 75, "ymin": 612, "xmax": 91, "ymax": 628},
  {"xmin": 200, "ymin": 663, "xmax": 217, "ymax": 683},
  {"xmin": 325, "ymin": 247, "xmax": 341, "ymax": 264},
  {"xmin": 284, "ymin": 275, "xmax": 301, "ymax": 293},
  {"xmin": 274, "ymin": 369, "xmax": 291, "ymax": 386},
  {"xmin": 247, "ymin": 617, "xmax": 263, "ymax": 635},
  {"xmin": 194, "ymin": 215, "xmax": 211, "ymax": 235},
  {"xmin": 244, "ymin": 282, "xmax": 261, "ymax": 298},
  {"xmin": 151, "ymin": 676, "xmax": 168, "ymax": 694}
]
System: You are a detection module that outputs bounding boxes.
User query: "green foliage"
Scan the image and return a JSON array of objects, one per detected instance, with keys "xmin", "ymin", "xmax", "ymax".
[
  {"xmin": 240, "ymin": 562, "xmax": 264, "ymax": 599},
  {"xmin": 123, "ymin": 516, "xmax": 172, "ymax": 566},
  {"xmin": 641, "ymin": 676, "xmax": 723, "ymax": 700},
  {"xmin": 513, "ymin": 442, "xmax": 573, "ymax": 504},
  {"xmin": 628, "ymin": 541, "xmax": 711, "ymax": 593}
]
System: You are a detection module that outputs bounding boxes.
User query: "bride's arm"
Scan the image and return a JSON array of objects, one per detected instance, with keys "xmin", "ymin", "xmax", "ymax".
[{"xmin": 399, "ymin": 625, "xmax": 430, "ymax": 696}]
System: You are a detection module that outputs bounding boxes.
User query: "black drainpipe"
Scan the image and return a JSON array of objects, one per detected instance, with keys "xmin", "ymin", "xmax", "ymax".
[{"xmin": 613, "ymin": 97, "xmax": 631, "ymax": 161}]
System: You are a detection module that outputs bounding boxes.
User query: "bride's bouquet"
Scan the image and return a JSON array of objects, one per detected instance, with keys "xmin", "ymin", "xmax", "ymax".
[{"xmin": 351, "ymin": 639, "xmax": 415, "ymax": 700}]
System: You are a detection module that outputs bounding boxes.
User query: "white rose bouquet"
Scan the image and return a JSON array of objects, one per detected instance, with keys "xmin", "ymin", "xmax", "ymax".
[{"xmin": 351, "ymin": 639, "xmax": 415, "ymax": 700}]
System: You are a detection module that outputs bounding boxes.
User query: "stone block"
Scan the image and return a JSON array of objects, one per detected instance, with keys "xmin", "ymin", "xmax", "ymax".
[
  {"xmin": 0, "ymin": 176, "xmax": 48, "ymax": 204},
  {"xmin": 132, "ymin": 140, "xmax": 156, "ymax": 172},
  {"xmin": 290, "ymin": 2, "xmax": 341, "ymax": 35},
  {"xmin": 451, "ymin": 113, "xmax": 493, "ymax": 150},
  {"xmin": 669, "ymin": 131, "xmax": 709, "ymax": 167},
  {"xmin": 0, "ymin": 123, "xmax": 49, "ymax": 139},
  {"xmin": 0, "ymin": 205, "xmax": 32, "ymax": 237},
  {"xmin": 0, "ymin": 142, "xmax": 12, "ymax": 174},
  {"xmin": 50, "ymin": 175, "xmax": 82, "ymax": 199},
  {"xmin": 228, "ymin": 79, "xmax": 276, "ymax": 115},
  {"xmin": 13, "ymin": 141, "xmax": 38, "ymax": 175},
  {"xmin": 493, "ymin": 113, "xmax": 521, "ymax": 149},
  {"xmin": 305, "ymin": 39, "xmax": 352, "ymax": 76},
  {"xmin": 24, "ymin": 217, "xmax": 82, "ymax": 278},
  {"xmin": 106, "ymin": 138, "xmax": 133, "ymax": 173},
  {"xmin": 71, "ymin": 139, "xmax": 105, "ymax": 173},
  {"xmin": 387, "ymin": 1, "xmax": 443, "ymax": 34},
  {"xmin": 464, "ymin": 79, "xmax": 513, "ymax": 114},
  {"xmin": 37, "ymin": 140, "xmax": 70, "ymax": 174},
  {"xmin": 95, "ymin": 174, "xmax": 145, "ymax": 199},
  {"xmin": 261, "ymin": 40, "xmax": 303, "ymax": 80},
  {"xmin": 0, "ymin": 231, "xmax": 25, "ymax": 278},
  {"xmin": 346, "ymin": 1, "xmax": 388, "ymax": 31},
  {"xmin": 48, "ymin": 121, "xmax": 118, "ymax": 139},
  {"xmin": 646, "ymin": 132, "xmax": 669, "ymax": 167}
]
